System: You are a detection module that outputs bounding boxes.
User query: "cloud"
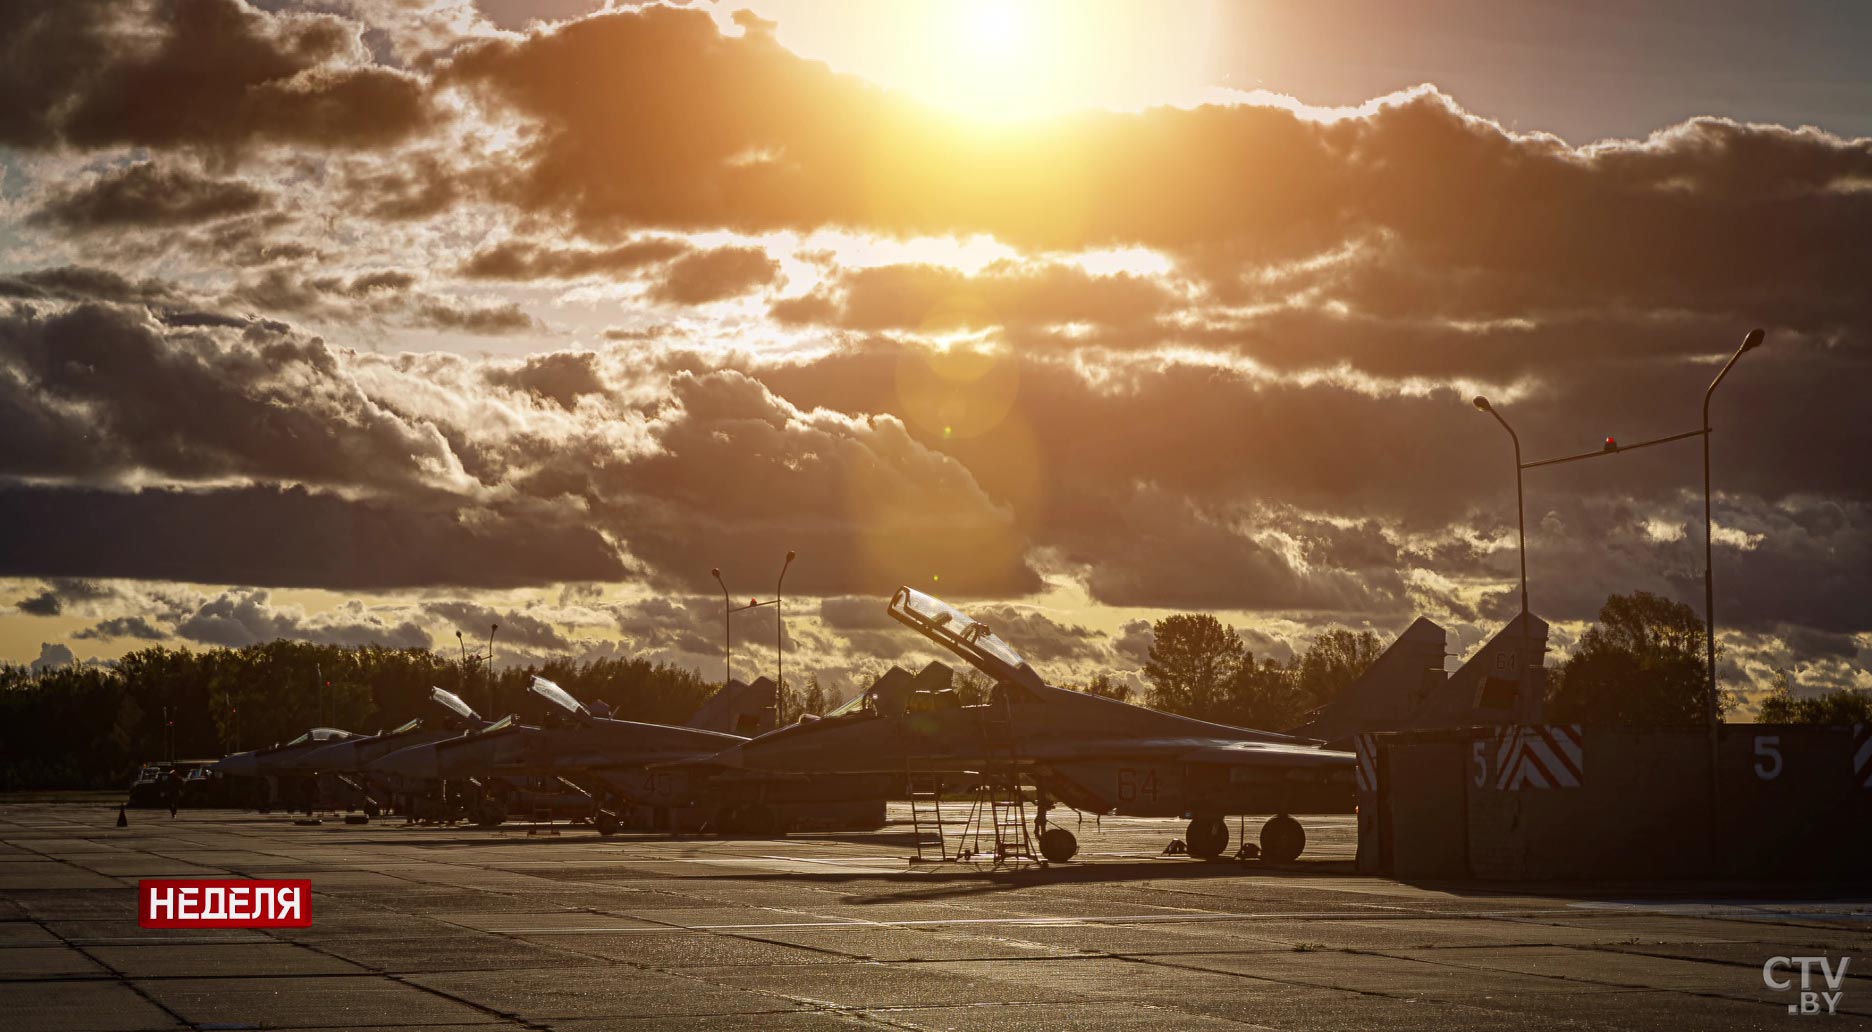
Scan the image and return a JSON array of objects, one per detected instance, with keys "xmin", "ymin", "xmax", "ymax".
[
  {"xmin": 32, "ymin": 162, "xmax": 270, "ymax": 231},
  {"xmin": 15, "ymin": 579, "xmax": 114, "ymax": 617},
  {"xmin": 646, "ymin": 245, "xmax": 781, "ymax": 305},
  {"xmin": 174, "ymin": 589, "xmax": 431, "ymax": 649},
  {"xmin": 29, "ymin": 642, "xmax": 75, "ymax": 671},
  {"xmin": 460, "ymin": 238, "xmax": 689, "ymax": 280},
  {"xmin": 0, "ymin": 483, "xmax": 627, "ymax": 590},
  {"xmin": 1, "ymin": 0, "xmax": 432, "ymax": 154},
  {"xmin": 774, "ymin": 260, "xmax": 1175, "ymax": 334}
]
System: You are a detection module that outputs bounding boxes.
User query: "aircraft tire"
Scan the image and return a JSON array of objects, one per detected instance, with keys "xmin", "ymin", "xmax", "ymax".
[
  {"xmin": 1038, "ymin": 827, "xmax": 1078, "ymax": 863},
  {"xmin": 474, "ymin": 803, "xmax": 505, "ymax": 829},
  {"xmin": 1260, "ymin": 814, "xmax": 1305, "ymax": 863},
  {"xmin": 594, "ymin": 810, "xmax": 620, "ymax": 836},
  {"xmin": 1185, "ymin": 815, "xmax": 1230, "ymax": 859},
  {"xmin": 362, "ymin": 800, "xmax": 381, "ymax": 819}
]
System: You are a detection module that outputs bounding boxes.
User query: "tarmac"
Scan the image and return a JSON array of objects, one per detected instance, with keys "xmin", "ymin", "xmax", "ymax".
[{"xmin": 1, "ymin": 795, "xmax": 1867, "ymax": 1031}]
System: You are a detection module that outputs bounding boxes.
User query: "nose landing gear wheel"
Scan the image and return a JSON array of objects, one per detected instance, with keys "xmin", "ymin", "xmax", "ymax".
[
  {"xmin": 1259, "ymin": 814, "xmax": 1305, "ymax": 863},
  {"xmin": 1038, "ymin": 827, "xmax": 1078, "ymax": 863},
  {"xmin": 1185, "ymin": 814, "xmax": 1230, "ymax": 859}
]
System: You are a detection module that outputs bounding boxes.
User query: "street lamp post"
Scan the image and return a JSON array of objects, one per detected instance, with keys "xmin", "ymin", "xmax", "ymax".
[
  {"xmin": 775, "ymin": 550, "xmax": 797, "ymax": 717},
  {"xmin": 1473, "ymin": 397, "xmax": 1529, "ymax": 618},
  {"xmin": 1473, "ymin": 396, "xmax": 1535, "ymax": 722},
  {"xmin": 1701, "ymin": 328, "xmax": 1763, "ymax": 730},
  {"xmin": 711, "ymin": 567, "xmax": 731, "ymax": 687}
]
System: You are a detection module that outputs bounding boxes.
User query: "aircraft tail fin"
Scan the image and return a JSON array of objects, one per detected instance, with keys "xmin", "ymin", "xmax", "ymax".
[
  {"xmin": 1428, "ymin": 611, "xmax": 1550, "ymax": 726},
  {"xmin": 1292, "ymin": 617, "xmax": 1448, "ymax": 744},
  {"xmin": 687, "ymin": 677, "xmax": 778, "ymax": 737}
]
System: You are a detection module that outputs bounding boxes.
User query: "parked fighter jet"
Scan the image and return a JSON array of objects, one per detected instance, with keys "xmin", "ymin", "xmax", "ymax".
[
  {"xmin": 371, "ymin": 677, "xmax": 885, "ymax": 833},
  {"xmin": 284, "ymin": 688, "xmax": 494, "ymax": 815},
  {"xmin": 712, "ymin": 587, "xmax": 1356, "ymax": 864},
  {"xmin": 211, "ymin": 727, "xmax": 356, "ymax": 779},
  {"xmin": 1290, "ymin": 612, "xmax": 1549, "ymax": 748}
]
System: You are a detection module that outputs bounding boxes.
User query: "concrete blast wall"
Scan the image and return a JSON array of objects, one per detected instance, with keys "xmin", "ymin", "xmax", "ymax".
[{"xmin": 1360, "ymin": 724, "xmax": 1872, "ymax": 881}]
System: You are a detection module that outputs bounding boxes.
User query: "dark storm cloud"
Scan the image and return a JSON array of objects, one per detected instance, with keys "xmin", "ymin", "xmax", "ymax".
[
  {"xmin": 0, "ymin": 0, "xmax": 432, "ymax": 154},
  {"xmin": 0, "ymin": 483, "xmax": 625, "ymax": 590},
  {"xmin": 32, "ymin": 162, "xmax": 270, "ymax": 231}
]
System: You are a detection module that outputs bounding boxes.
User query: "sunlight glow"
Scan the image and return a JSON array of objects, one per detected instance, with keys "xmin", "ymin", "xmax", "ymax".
[{"xmin": 733, "ymin": 0, "xmax": 1223, "ymax": 121}]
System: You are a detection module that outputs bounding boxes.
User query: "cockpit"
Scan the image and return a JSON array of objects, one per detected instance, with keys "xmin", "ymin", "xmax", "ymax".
[{"xmin": 886, "ymin": 587, "xmax": 1047, "ymax": 693}]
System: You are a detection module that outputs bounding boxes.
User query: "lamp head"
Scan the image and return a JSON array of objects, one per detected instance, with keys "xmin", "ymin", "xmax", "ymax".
[
  {"xmin": 785, "ymin": 550, "xmax": 797, "ymax": 563},
  {"xmin": 1742, "ymin": 328, "xmax": 1764, "ymax": 352},
  {"xmin": 710, "ymin": 567, "xmax": 721, "ymax": 579},
  {"xmin": 1472, "ymin": 396, "xmax": 1492, "ymax": 412}
]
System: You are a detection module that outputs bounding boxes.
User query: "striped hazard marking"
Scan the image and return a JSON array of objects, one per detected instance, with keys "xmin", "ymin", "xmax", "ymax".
[
  {"xmin": 1354, "ymin": 733, "xmax": 1378, "ymax": 794},
  {"xmin": 1495, "ymin": 724, "xmax": 1584, "ymax": 789},
  {"xmin": 1855, "ymin": 724, "xmax": 1871, "ymax": 789}
]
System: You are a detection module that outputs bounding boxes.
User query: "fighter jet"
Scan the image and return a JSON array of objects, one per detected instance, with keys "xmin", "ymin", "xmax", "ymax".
[
  {"xmin": 711, "ymin": 587, "xmax": 1357, "ymax": 864},
  {"xmin": 284, "ymin": 688, "xmax": 494, "ymax": 815},
  {"xmin": 1290, "ymin": 612, "xmax": 1550, "ymax": 747},
  {"xmin": 211, "ymin": 727, "xmax": 356, "ymax": 780},
  {"xmin": 372, "ymin": 677, "xmax": 887, "ymax": 834},
  {"xmin": 370, "ymin": 677, "xmax": 751, "ymax": 832}
]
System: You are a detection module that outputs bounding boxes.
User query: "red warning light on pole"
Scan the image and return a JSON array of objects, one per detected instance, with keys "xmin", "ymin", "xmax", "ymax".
[{"xmin": 1603, "ymin": 436, "xmax": 1618, "ymax": 453}]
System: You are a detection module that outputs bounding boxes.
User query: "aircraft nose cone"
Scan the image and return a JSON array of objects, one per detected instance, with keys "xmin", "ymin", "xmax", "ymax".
[
  {"xmin": 213, "ymin": 752, "xmax": 259, "ymax": 777},
  {"xmin": 370, "ymin": 744, "xmax": 440, "ymax": 780}
]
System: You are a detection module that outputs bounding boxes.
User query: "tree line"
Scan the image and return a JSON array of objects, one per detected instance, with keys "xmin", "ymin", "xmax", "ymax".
[
  {"xmin": 1114, "ymin": 591, "xmax": 1869, "ymax": 731},
  {"xmin": 0, "ymin": 641, "xmax": 718, "ymax": 791},
  {"xmin": 5, "ymin": 589, "xmax": 1864, "ymax": 790}
]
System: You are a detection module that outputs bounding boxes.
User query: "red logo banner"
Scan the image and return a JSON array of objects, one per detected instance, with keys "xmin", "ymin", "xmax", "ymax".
[{"xmin": 138, "ymin": 879, "xmax": 312, "ymax": 928}]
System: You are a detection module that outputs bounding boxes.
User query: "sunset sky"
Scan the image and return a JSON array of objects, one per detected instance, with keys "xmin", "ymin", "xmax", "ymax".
[{"xmin": 1, "ymin": 0, "xmax": 1867, "ymax": 707}]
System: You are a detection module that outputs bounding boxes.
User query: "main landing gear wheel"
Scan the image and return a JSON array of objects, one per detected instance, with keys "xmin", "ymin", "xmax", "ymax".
[
  {"xmin": 594, "ymin": 809, "xmax": 620, "ymax": 836},
  {"xmin": 1038, "ymin": 827, "xmax": 1078, "ymax": 863},
  {"xmin": 474, "ymin": 803, "xmax": 505, "ymax": 829},
  {"xmin": 1259, "ymin": 814, "xmax": 1305, "ymax": 863},
  {"xmin": 1185, "ymin": 814, "xmax": 1230, "ymax": 859}
]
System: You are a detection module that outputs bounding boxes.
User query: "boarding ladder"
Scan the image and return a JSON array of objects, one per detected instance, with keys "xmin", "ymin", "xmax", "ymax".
[
  {"xmin": 961, "ymin": 691, "xmax": 1038, "ymax": 865},
  {"xmin": 905, "ymin": 765, "xmax": 953, "ymax": 862}
]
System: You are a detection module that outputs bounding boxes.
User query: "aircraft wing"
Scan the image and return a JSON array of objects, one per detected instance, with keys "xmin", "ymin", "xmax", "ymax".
[{"xmin": 1023, "ymin": 736, "xmax": 1351, "ymax": 768}]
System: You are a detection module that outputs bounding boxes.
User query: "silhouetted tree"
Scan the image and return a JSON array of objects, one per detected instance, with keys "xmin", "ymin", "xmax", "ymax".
[
  {"xmin": 801, "ymin": 674, "xmax": 829, "ymax": 718},
  {"xmin": 1548, "ymin": 591, "xmax": 1717, "ymax": 725},
  {"xmin": 1069, "ymin": 673, "xmax": 1133, "ymax": 704},
  {"xmin": 1144, "ymin": 614, "xmax": 1243, "ymax": 718},
  {"xmin": 1219, "ymin": 655, "xmax": 1311, "ymax": 730},
  {"xmin": 1294, "ymin": 628, "xmax": 1384, "ymax": 707},
  {"xmin": 1756, "ymin": 669, "xmax": 1872, "ymax": 724}
]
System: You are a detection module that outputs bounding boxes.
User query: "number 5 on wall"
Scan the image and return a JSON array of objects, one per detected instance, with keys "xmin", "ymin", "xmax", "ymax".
[{"xmin": 1754, "ymin": 735, "xmax": 1783, "ymax": 781}]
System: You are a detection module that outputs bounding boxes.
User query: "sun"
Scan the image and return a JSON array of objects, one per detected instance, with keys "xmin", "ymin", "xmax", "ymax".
[{"xmin": 739, "ymin": 0, "xmax": 1224, "ymax": 123}]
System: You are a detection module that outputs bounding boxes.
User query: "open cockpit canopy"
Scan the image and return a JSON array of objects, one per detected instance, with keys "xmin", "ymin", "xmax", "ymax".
[
  {"xmin": 529, "ymin": 676, "xmax": 589, "ymax": 721},
  {"xmin": 887, "ymin": 587, "xmax": 1046, "ymax": 693},
  {"xmin": 429, "ymin": 686, "xmax": 481, "ymax": 724}
]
